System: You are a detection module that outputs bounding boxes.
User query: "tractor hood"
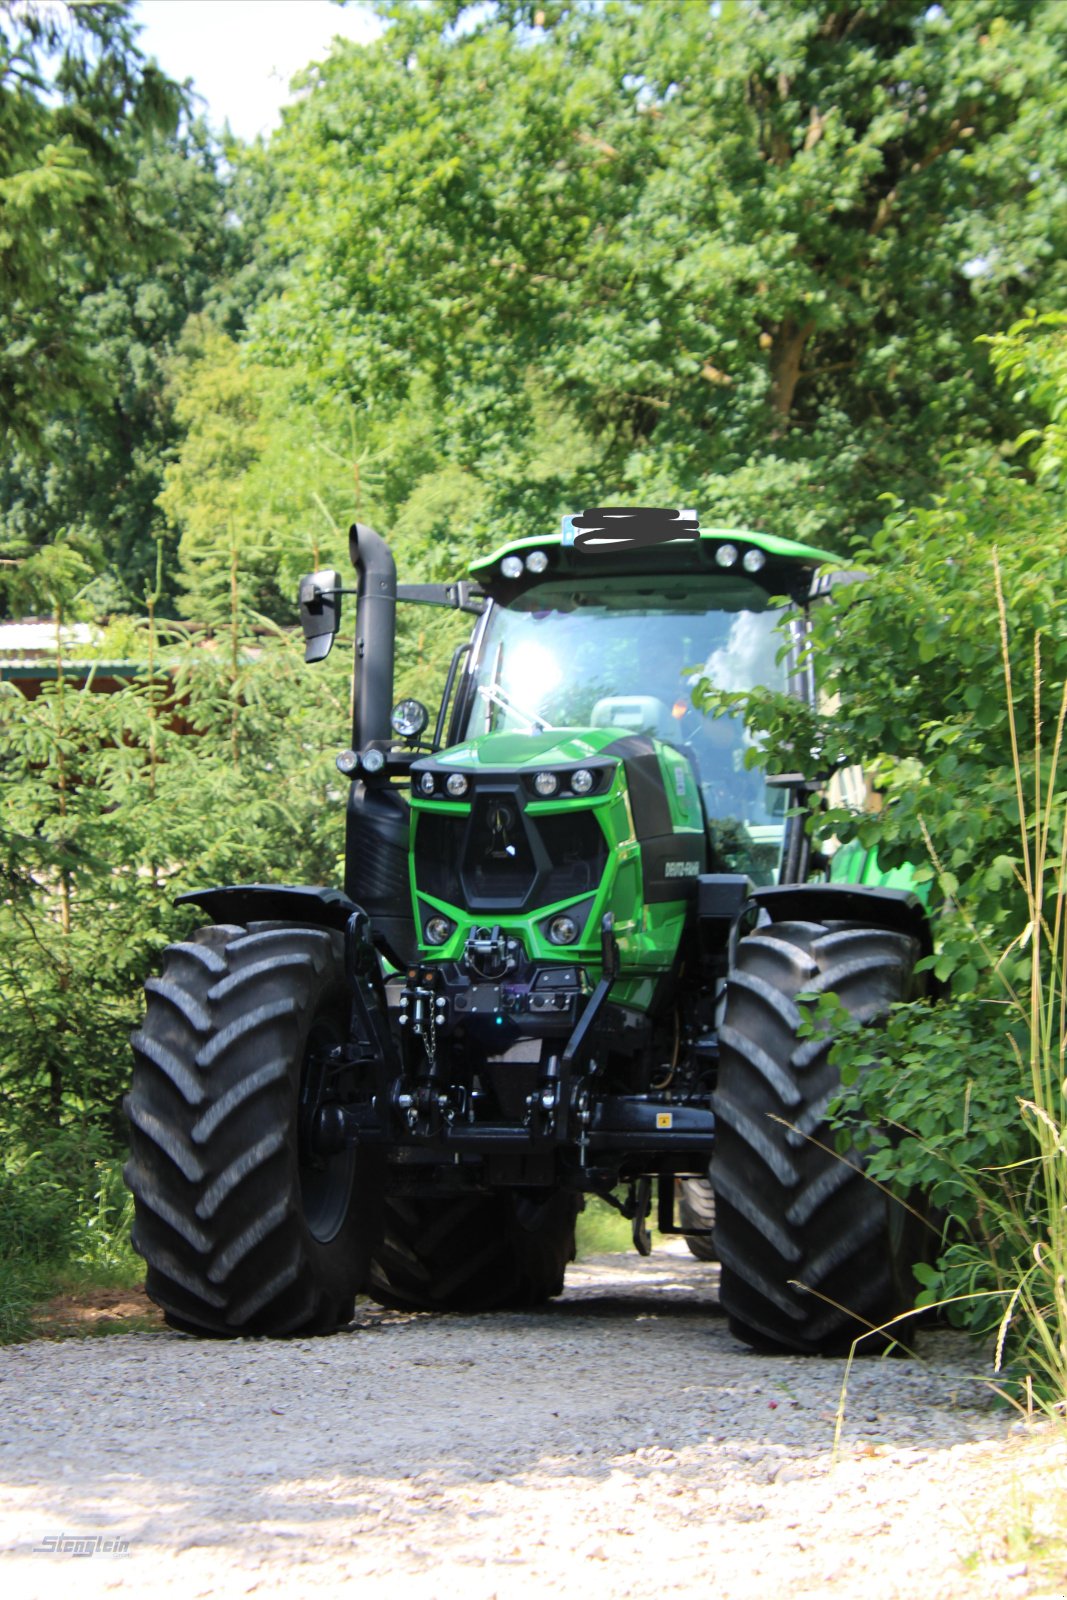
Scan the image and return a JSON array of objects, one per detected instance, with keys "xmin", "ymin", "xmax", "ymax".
[{"xmin": 433, "ymin": 727, "xmax": 626, "ymax": 771}]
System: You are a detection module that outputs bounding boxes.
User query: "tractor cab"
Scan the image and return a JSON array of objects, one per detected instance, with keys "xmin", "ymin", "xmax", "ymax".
[{"xmin": 454, "ymin": 539, "xmax": 818, "ymax": 884}]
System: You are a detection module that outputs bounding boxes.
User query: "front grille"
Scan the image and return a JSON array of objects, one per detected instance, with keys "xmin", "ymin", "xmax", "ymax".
[{"xmin": 414, "ymin": 790, "xmax": 607, "ymax": 913}]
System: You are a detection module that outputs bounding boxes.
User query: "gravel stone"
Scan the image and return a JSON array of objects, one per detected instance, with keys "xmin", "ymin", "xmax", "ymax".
[{"xmin": 0, "ymin": 1244, "xmax": 1064, "ymax": 1598}]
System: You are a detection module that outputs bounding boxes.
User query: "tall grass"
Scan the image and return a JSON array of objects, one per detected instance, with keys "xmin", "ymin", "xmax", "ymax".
[{"xmin": 984, "ymin": 562, "xmax": 1067, "ymax": 1407}]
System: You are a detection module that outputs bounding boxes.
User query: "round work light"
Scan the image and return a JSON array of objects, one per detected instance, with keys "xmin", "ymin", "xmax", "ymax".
[{"xmin": 391, "ymin": 698, "xmax": 429, "ymax": 738}]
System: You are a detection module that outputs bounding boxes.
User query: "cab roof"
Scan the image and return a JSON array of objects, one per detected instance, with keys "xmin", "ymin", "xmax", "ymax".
[{"xmin": 469, "ymin": 509, "xmax": 837, "ymax": 601}]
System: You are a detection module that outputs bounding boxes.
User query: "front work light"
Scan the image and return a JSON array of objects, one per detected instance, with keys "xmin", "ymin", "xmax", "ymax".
[
  {"xmin": 391, "ymin": 698, "xmax": 429, "ymax": 739},
  {"xmin": 500, "ymin": 555, "xmax": 523, "ymax": 579}
]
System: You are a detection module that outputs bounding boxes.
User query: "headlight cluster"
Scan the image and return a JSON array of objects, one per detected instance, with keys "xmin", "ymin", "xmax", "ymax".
[
  {"xmin": 416, "ymin": 770, "xmax": 471, "ymax": 797},
  {"xmin": 714, "ymin": 543, "xmax": 766, "ymax": 573},
  {"xmin": 529, "ymin": 767, "xmax": 598, "ymax": 799},
  {"xmin": 415, "ymin": 766, "xmax": 601, "ymax": 799},
  {"xmin": 500, "ymin": 549, "xmax": 549, "ymax": 579}
]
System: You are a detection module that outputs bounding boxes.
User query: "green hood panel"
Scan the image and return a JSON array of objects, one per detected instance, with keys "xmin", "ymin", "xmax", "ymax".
[{"xmin": 436, "ymin": 727, "xmax": 624, "ymax": 769}]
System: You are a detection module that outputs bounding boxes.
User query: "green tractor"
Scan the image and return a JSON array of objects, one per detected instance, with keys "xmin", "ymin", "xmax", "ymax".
[{"xmin": 125, "ymin": 508, "xmax": 931, "ymax": 1352}]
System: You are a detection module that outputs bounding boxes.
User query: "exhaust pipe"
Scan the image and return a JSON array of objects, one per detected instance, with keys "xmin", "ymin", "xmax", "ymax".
[{"xmin": 349, "ymin": 521, "xmax": 397, "ymax": 750}]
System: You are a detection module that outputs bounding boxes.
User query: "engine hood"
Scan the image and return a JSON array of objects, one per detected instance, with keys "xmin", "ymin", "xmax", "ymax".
[{"xmin": 434, "ymin": 727, "xmax": 627, "ymax": 771}]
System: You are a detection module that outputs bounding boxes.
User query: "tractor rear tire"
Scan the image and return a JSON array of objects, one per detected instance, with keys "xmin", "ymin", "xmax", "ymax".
[
  {"xmin": 677, "ymin": 1177, "xmax": 718, "ymax": 1261},
  {"xmin": 710, "ymin": 919, "xmax": 926, "ymax": 1355},
  {"xmin": 367, "ymin": 1189, "xmax": 580, "ymax": 1312},
  {"xmin": 125, "ymin": 923, "xmax": 381, "ymax": 1337}
]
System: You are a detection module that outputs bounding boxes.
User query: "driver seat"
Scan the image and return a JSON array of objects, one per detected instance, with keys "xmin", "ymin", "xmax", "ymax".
[{"xmin": 590, "ymin": 695, "xmax": 677, "ymax": 743}]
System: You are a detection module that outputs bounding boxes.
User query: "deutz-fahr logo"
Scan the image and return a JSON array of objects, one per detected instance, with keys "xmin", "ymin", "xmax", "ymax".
[{"xmin": 561, "ymin": 508, "xmax": 698, "ymax": 550}]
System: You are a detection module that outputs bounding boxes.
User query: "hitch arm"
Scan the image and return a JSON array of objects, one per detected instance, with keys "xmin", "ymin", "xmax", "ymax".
[{"xmin": 561, "ymin": 913, "xmax": 619, "ymax": 1074}]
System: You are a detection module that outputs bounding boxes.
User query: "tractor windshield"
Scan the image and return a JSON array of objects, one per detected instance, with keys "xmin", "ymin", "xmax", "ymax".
[{"xmin": 462, "ymin": 575, "xmax": 800, "ymax": 883}]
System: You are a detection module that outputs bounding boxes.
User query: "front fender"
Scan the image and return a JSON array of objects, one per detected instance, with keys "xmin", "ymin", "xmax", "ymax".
[
  {"xmin": 176, "ymin": 884, "xmax": 363, "ymax": 932},
  {"xmin": 751, "ymin": 882, "xmax": 933, "ymax": 962}
]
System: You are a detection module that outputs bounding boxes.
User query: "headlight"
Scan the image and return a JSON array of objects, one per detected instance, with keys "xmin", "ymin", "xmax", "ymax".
[
  {"xmin": 715, "ymin": 544, "xmax": 739, "ymax": 568},
  {"xmin": 391, "ymin": 698, "xmax": 429, "ymax": 738},
  {"xmin": 534, "ymin": 771, "xmax": 559, "ymax": 797},
  {"xmin": 445, "ymin": 772, "xmax": 470, "ymax": 797},
  {"xmin": 418, "ymin": 771, "xmax": 436, "ymax": 796},
  {"xmin": 425, "ymin": 916, "xmax": 454, "ymax": 945},
  {"xmin": 548, "ymin": 915, "xmax": 579, "ymax": 945},
  {"xmin": 570, "ymin": 768, "xmax": 594, "ymax": 794},
  {"xmin": 500, "ymin": 555, "xmax": 523, "ymax": 579}
]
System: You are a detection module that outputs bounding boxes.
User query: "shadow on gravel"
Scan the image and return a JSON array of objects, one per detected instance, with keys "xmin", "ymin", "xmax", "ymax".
[{"xmin": 0, "ymin": 1248, "xmax": 1008, "ymax": 1564}]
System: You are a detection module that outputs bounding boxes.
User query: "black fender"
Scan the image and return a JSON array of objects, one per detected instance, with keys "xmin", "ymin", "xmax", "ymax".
[
  {"xmin": 176, "ymin": 884, "xmax": 364, "ymax": 932},
  {"xmin": 751, "ymin": 882, "xmax": 934, "ymax": 963}
]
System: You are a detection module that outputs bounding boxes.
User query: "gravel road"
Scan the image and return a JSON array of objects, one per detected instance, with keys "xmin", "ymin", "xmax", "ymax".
[{"xmin": 1, "ymin": 1244, "xmax": 1063, "ymax": 1600}]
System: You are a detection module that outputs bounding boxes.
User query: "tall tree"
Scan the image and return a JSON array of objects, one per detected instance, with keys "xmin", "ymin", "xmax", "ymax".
[
  {"xmin": 0, "ymin": 125, "xmax": 247, "ymax": 609},
  {"xmin": 0, "ymin": 0, "xmax": 183, "ymax": 449},
  {"xmin": 258, "ymin": 0, "xmax": 1067, "ymax": 549}
]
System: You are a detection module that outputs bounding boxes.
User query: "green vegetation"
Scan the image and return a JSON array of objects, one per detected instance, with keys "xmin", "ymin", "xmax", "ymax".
[
  {"xmin": 2, "ymin": 2, "xmax": 1067, "ymax": 1377},
  {"xmin": 734, "ymin": 310, "xmax": 1067, "ymax": 1400}
]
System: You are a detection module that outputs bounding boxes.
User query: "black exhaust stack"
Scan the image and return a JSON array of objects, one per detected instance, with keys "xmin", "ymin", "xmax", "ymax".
[
  {"xmin": 345, "ymin": 522, "xmax": 414, "ymax": 966},
  {"xmin": 349, "ymin": 521, "xmax": 397, "ymax": 751}
]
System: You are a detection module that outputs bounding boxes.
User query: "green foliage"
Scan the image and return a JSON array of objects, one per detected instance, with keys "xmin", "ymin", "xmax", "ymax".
[
  {"xmin": 0, "ymin": 1133, "xmax": 136, "ymax": 1341},
  {"xmin": 737, "ymin": 320, "xmax": 1067, "ymax": 1395},
  {"xmin": 0, "ymin": 0, "xmax": 184, "ymax": 450},
  {"xmin": 983, "ymin": 310, "xmax": 1067, "ymax": 490},
  {"xmin": 257, "ymin": 0, "xmax": 1067, "ymax": 548},
  {"xmin": 158, "ymin": 321, "xmax": 362, "ymax": 621},
  {"xmin": 0, "ymin": 549, "xmax": 353, "ymax": 1140}
]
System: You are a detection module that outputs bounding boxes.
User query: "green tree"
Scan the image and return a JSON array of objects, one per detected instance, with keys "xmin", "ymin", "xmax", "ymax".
[
  {"xmin": 0, "ymin": 125, "xmax": 248, "ymax": 610},
  {"xmin": 0, "ymin": 0, "xmax": 183, "ymax": 451},
  {"xmin": 258, "ymin": 0, "xmax": 1067, "ymax": 549}
]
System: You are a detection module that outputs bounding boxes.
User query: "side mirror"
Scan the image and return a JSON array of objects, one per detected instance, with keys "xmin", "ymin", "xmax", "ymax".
[{"xmin": 298, "ymin": 568, "xmax": 342, "ymax": 662}]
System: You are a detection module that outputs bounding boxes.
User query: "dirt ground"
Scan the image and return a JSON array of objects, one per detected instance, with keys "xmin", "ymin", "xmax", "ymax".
[{"xmin": 2, "ymin": 1244, "xmax": 1065, "ymax": 1600}]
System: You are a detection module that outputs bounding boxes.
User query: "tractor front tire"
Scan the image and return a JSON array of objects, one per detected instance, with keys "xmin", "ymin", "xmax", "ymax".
[
  {"xmin": 368, "ymin": 1189, "xmax": 580, "ymax": 1312},
  {"xmin": 711, "ymin": 919, "xmax": 925, "ymax": 1355},
  {"xmin": 125, "ymin": 923, "xmax": 380, "ymax": 1337}
]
